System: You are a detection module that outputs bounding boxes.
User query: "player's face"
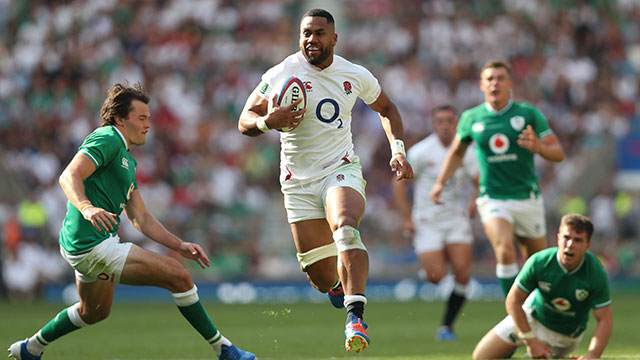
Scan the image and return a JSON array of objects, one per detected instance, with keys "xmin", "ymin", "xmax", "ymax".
[
  {"xmin": 479, "ymin": 67, "xmax": 513, "ymax": 108},
  {"xmin": 557, "ymin": 225, "xmax": 591, "ymax": 270},
  {"xmin": 121, "ymin": 100, "xmax": 151, "ymax": 147},
  {"xmin": 299, "ymin": 16, "xmax": 337, "ymax": 69},
  {"xmin": 432, "ymin": 109, "xmax": 457, "ymax": 146}
]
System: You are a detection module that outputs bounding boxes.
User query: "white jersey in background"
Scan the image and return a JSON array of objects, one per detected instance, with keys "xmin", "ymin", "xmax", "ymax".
[
  {"xmin": 407, "ymin": 134, "xmax": 478, "ymax": 223},
  {"xmin": 256, "ymin": 51, "xmax": 381, "ymax": 184}
]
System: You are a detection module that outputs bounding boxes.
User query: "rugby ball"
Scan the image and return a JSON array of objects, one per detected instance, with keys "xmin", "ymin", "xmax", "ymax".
[{"xmin": 276, "ymin": 76, "xmax": 306, "ymax": 132}]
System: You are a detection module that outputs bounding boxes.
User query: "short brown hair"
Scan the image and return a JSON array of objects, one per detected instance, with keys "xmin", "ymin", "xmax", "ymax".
[
  {"xmin": 560, "ymin": 214, "xmax": 594, "ymax": 241},
  {"xmin": 100, "ymin": 82, "xmax": 150, "ymax": 126},
  {"xmin": 480, "ymin": 60, "xmax": 512, "ymax": 78}
]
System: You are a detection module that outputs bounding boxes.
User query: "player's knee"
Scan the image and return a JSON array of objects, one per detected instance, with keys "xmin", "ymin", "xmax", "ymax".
[
  {"xmin": 426, "ymin": 271, "xmax": 444, "ymax": 284},
  {"xmin": 167, "ymin": 262, "xmax": 194, "ymax": 293},
  {"xmin": 333, "ymin": 225, "xmax": 366, "ymax": 253},
  {"xmin": 494, "ymin": 244, "xmax": 516, "ymax": 263},
  {"xmin": 332, "ymin": 216, "xmax": 358, "ymax": 231}
]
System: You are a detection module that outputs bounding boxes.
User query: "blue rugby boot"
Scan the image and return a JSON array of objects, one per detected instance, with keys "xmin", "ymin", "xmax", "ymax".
[
  {"xmin": 435, "ymin": 326, "xmax": 458, "ymax": 341},
  {"xmin": 8, "ymin": 339, "xmax": 42, "ymax": 360},
  {"xmin": 327, "ymin": 282, "xmax": 345, "ymax": 309},
  {"xmin": 344, "ymin": 314, "xmax": 369, "ymax": 353},
  {"xmin": 218, "ymin": 344, "xmax": 256, "ymax": 360}
]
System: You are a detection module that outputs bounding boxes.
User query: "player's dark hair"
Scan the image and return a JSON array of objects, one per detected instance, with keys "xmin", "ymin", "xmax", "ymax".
[
  {"xmin": 480, "ymin": 60, "xmax": 512, "ymax": 77},
  {"xmin": 100, "ymin": 82, "xmax": 150, "ymax": 127},
  {"xmin": 560, "ymin": 214, "xmax": 594, "ymax": 241},
  {"xmin": 302, "ymin": 8, "xmax": 334, "ymax": 25},
  {"xmin": 431, "ymin": 104, "xmax": 457, "ymax": 117}
]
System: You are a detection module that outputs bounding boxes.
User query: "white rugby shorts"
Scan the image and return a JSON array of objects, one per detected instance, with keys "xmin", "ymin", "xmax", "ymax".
[
  {"xmin": 413, "ymin": 216, "xmax": 473, "ymax": 253},
  {"xmin": 493, "ymin": 307, "xmax": 582, "ymax": 358},
  {"xmin": 60, "ymin": 234, "xmax": 132, "ymax": 283},
  {"xmin": 476, "ymin": 196, "xmax": 546, "ymax": 238},
  {"xmin": 282, "ymin": 159, "xmax": 366, "ymax": 223}
]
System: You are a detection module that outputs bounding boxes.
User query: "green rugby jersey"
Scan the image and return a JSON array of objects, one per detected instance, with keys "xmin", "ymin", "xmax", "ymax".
[
  {"xmin": 457, "ymin": 101, "xmax": 553, "ymax": 199},
  {"xmin": 516, "ymin": 247, "xmax": 611, "ymax": 337},
  {"xmin": 59, "ymin": 126, "xmax": 138, "ymax": 254}
]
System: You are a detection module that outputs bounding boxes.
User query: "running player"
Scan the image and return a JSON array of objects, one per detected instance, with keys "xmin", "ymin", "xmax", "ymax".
[
  {"xmin": 392, "ymin": 104, "xmax": 478, "ymax": 341},
  {"xmin": 431, "ymin": 60, "xmax": 565, "ymax": 297},
  {"xmin": 238, "ymin": 8, "xmax": 413, "ymax": 353},
  {"xmin": 8, "ymin": 83, "xmax": 255, "ymax": 360}
]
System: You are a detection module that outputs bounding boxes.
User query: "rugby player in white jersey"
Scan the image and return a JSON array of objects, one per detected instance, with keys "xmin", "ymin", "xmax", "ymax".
[
  {"xmin": 238, "ymin": 8, "xmax": 413, "ymax": 353},
  {"xmin": 392, "ymin": 104, "xmax": 479, "ymax": 342}
]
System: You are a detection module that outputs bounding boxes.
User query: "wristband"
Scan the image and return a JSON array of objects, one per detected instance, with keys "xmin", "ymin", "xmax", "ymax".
[
  {"xmin": 78, "ymin": 200, "xmax": 91, "ymax": 206},
  {"xmin": 80, "ymin": 204, "xmax": 94, "ymax": 213},
  {"xmin": 391, "ymin": 139, "xmax": 406, "ymax": 156},
  {"xmin": 256, "ymin": 118, "xmax": 269, "ymax": 133},
  {"xmin": 518, "ymin": 331, "xmax": 536, "ymax": 339}
]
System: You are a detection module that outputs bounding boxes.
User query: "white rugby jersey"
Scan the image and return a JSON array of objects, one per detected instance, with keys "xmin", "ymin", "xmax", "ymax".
[
  {"xmin": 407, "ymin": 134, "xmax": 478, "ymax": 222},
  {"xmin": 255, "ymin": 51, "xmax": 381, "ymax": 183}
]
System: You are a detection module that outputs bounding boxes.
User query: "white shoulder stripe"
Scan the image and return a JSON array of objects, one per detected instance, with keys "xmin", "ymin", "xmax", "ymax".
[
  {"xmin": 79, "ymin": 150, "xmax": 99, "ymax": 166},
  {"xmin": 594, "ymin": 300, "xmax": 612, "ymax": 309},
  {"xmin": 516, "ymin": 280, "xmax": 531, "ymax": 294}
]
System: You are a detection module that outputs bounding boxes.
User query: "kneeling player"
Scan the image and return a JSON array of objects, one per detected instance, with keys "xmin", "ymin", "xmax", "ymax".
[{"xmin": 473, "ymin": 214, "xmax": 612, "ymax": 359}]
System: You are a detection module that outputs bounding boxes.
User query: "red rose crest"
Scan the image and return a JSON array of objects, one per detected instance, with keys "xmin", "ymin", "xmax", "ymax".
[{"xmin": 343, "ymin": 81, "xmax": 352, "ymax": 95}]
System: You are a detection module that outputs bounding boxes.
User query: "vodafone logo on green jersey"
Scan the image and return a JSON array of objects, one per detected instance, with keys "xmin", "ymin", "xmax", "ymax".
[
  {"xmin": 489, "ymin": 133, "xmax": 509, "ymax": 154},
  {"xmin": 551, "ymin": 297, "xmax": 571, "ymax": 311}
]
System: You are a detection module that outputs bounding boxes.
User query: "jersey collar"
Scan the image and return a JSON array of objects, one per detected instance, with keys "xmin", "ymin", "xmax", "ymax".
[
  {"xmin": 296, "ymin": 51, "xmax": 334, "ymax": 72},
  {"xmin": 556, "ymin": 249, "xmax": 586, "ymax": 275},
  {"xmin": 111, "ymin": 125, "xmax": 129, "ymax": 150},
  {"xmin": 484, "ymin": 98, "xmax": 513, "ymax": 115}
]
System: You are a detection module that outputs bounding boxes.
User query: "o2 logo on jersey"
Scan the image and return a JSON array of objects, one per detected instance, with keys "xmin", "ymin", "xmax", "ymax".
[
  {"xmin": 316, "ymin": 98, "xmax": 343, "ymax": 128},
  {"xmin": 551, "ymin": 297, "xmax": 571, "ymax": 311},
  {"xmin": 489, "ymin": 133, "xmax": 509, "ymax": 154}
]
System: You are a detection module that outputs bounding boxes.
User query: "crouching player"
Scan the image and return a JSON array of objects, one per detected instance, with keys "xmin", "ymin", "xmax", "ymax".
[
  {"xmin": 473, "ymin": 214, "xmax": 612, "ymax": 359},
  {"xmin": 8, "ymin": 83, "xmax": 255, "ymax": 360}
]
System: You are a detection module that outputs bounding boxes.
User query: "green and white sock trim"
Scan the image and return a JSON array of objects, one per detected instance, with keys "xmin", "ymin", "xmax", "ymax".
[
  {"xmin": 67, "ymin": 302, "xmax": 89, "ymax": 328},
  {"xmin": 208, "ymin": 331, "xmax": 232, "ymax": 356},
  {"xmin": 496, "ymin": 263, "xmax": 519, "ymax": 278},
  {"xmin": 172, "ymin": 285, "xmax": 199, "ymax": 306}
]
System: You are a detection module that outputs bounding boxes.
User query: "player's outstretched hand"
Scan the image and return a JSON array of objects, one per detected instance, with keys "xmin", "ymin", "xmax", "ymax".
[
  {"xmin": 177, "ymin": 242, "xmax": 211, "ymax": 269},
  {"xmin": 389, "ymin": 154, "xmax": 413, "ymax": 181},
  {"xmin": 81, "ymin": 206, "xmax": 118, "ymax": 233},
  {"xmin": 517, "ymin": 125, "xmax": 541, "ymax": 154}
]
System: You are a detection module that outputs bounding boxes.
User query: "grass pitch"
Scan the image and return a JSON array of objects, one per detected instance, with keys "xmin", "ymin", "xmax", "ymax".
[{"xmin": 2, "ymin": 292, "xmax": 638, "ymax": 359}]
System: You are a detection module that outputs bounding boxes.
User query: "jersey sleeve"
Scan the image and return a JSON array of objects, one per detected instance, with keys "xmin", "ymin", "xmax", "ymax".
[
  {"xmin": 529, "ymin": 106, "xmax": 553, "ymax": 139},
  {"xmin": 456, "ymin": 111, "xmax": 473, "ymax": 144},
  {"xmin": 515, "ymin": 253, "xmax": 541, "ymax": 294},
  {"xmin": 256, "ymin": 66, "xmax": 280, "ymax": 101},
  {"xmin": 78, "ymin": 131, "xmax": 120, "ymax": 169},
  {"xmin": 356, "ymin": 65, "xmax": 381, "ymax": 105}
]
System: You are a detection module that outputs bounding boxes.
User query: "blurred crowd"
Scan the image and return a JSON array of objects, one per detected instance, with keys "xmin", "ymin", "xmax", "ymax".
[{"xmin": 1, "ymin": 0, "xmax": 639, "ymax": 300}]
